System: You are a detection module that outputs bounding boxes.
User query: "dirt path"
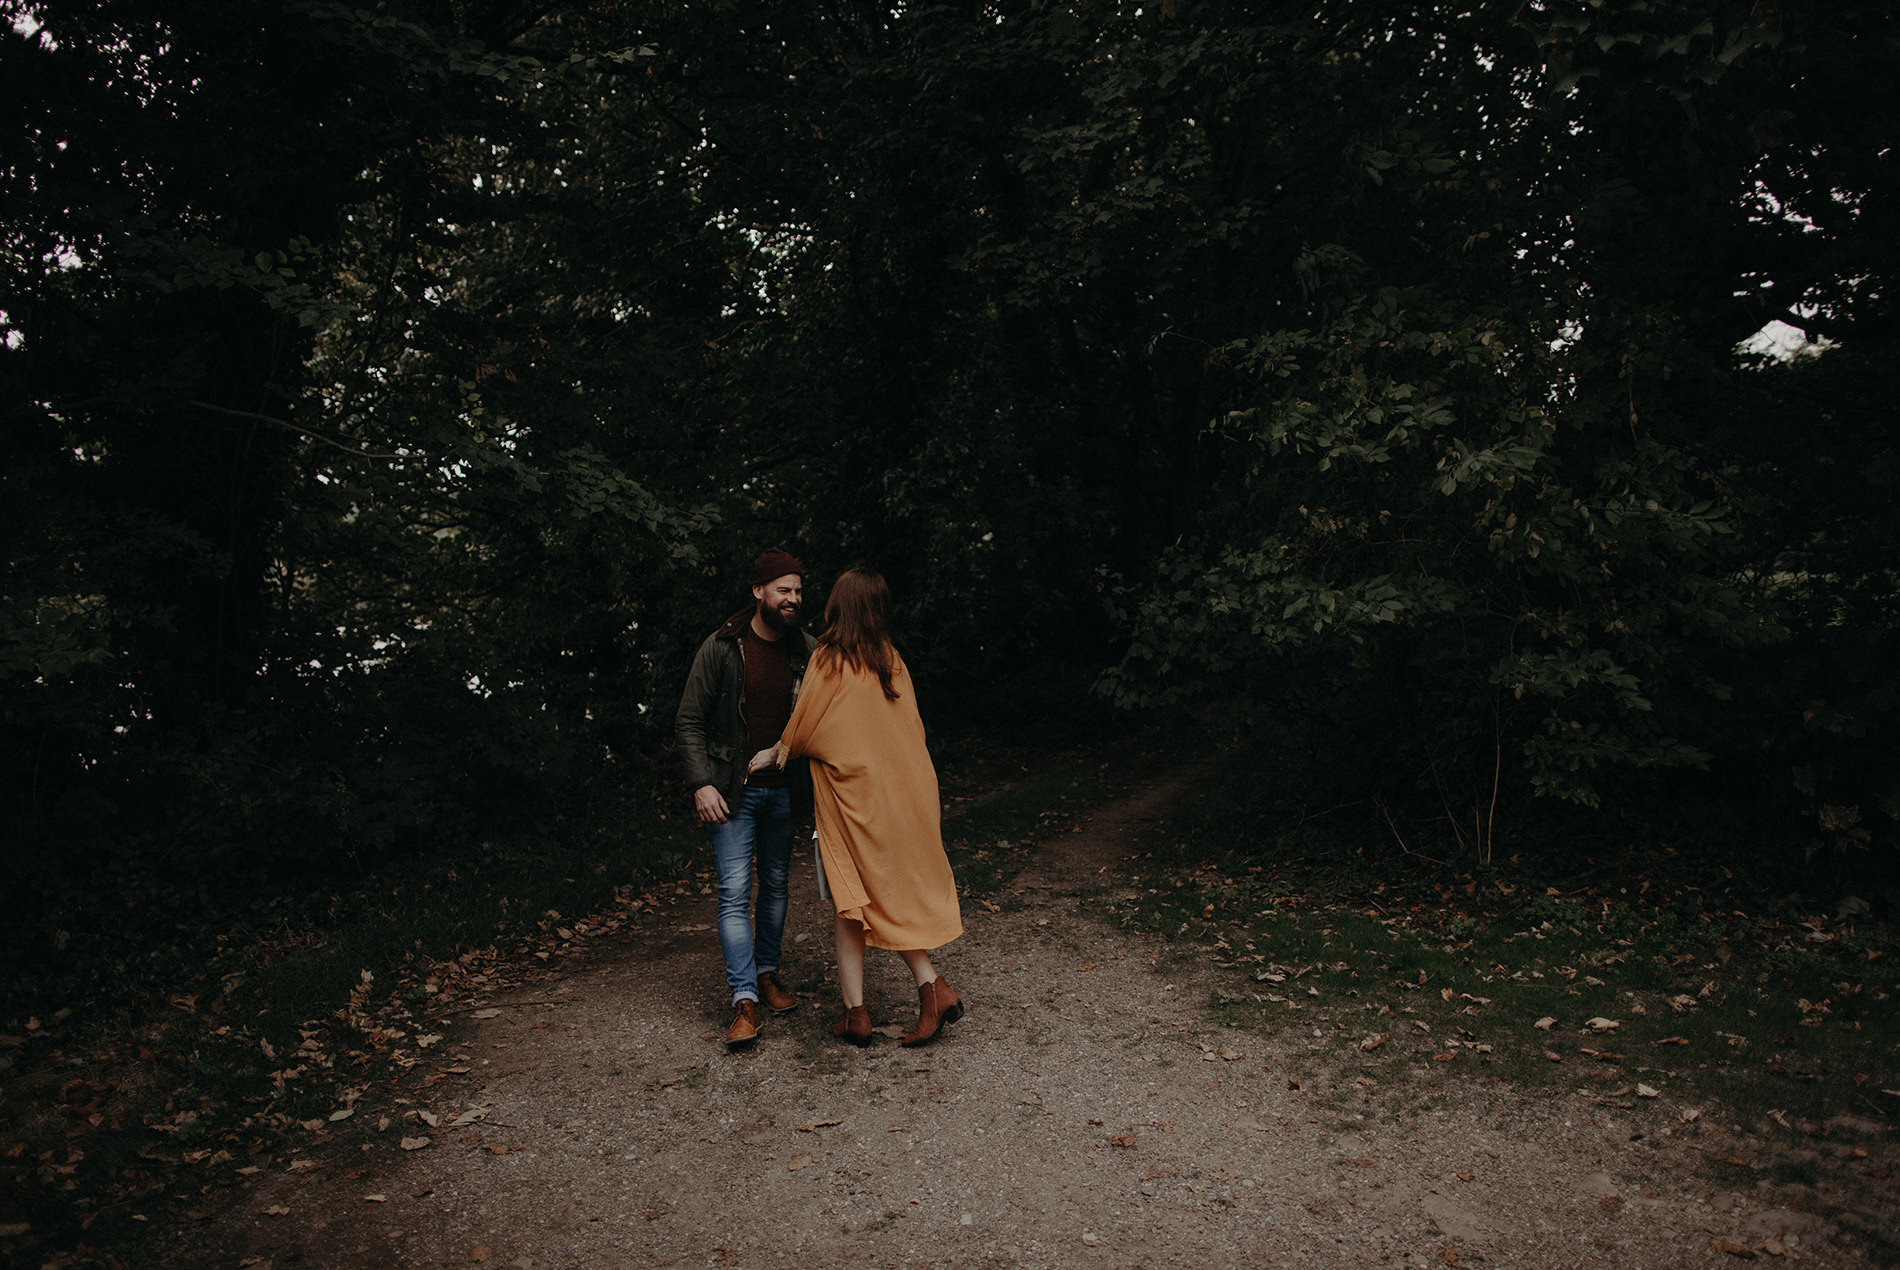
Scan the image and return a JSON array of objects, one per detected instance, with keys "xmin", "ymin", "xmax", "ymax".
[{"xmin": 181, "ymin": 769, "xmax": 1874, "ymax": 1269}]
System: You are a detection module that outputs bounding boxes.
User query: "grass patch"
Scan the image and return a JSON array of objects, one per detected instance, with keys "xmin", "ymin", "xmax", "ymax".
[{"xmin": 1105, "ymin": 803, "xmax": 1900, "ymax": 1140}]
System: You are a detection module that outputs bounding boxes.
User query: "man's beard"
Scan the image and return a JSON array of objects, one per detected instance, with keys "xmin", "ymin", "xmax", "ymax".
[{"xmin": 759, "ymin": 600, "xmax": 800, "ymax": 635}]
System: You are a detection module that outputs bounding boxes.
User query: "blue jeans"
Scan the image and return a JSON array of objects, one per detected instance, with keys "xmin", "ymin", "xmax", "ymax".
[{"xmin": 710, "ymin": 785, "xmax": 793, "ymax": 1005}]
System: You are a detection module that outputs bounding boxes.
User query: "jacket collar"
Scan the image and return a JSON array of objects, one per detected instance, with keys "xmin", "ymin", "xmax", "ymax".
[{"xmin": 713, "ymin": 607, "xmax": 755, "ymax": 641}]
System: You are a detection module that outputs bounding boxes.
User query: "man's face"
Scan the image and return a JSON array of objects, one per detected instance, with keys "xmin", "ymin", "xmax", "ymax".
[{"xmin": 753, "ymin": 574, "xmax": 802, "ymax": 634}]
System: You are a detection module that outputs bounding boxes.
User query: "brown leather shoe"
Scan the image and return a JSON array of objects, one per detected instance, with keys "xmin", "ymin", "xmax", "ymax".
[
  {"xmin": 900, "ymin": 976, "xmax": 963, "ymax": 1047},
  {"xmin": 832, "ymin": 1004, "xmax": 873, "ymax": 1047},
  {"xmin": 759, "ymin": 971, "xmax": 798, "ymax": 1015},
  {"xmin": 724, "ymin": 1000, "xmax": 760, "ymax": 1050}
]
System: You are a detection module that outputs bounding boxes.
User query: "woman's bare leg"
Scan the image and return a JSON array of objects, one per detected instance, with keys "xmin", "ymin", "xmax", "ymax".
[
  {"xmin": 899, "ymin": 948, "xmax": 938, "ymax": 988},
  {"xmin": 835, "ymin": 914, "xmax": 868, "ymax": 1008}
]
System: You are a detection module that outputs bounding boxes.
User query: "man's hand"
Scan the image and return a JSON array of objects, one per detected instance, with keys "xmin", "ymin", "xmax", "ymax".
[
  {"xmin": 747, "ymin": 745, "xmax": 784, "ymax": 774},
  {"xmin": 693, "ymin": 785, "xmax": 730, "ymax": 825}
]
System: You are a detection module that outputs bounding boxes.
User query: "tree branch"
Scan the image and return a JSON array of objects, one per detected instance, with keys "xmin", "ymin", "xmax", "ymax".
[{"xmin": 189, "ymin": 400, "xmax": 404, "ymax": 461}]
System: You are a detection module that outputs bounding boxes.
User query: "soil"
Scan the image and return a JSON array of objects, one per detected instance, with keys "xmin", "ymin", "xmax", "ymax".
[{"xmin": 163, "ymin": 768, "xmax": 1892, "ymax": 1269}]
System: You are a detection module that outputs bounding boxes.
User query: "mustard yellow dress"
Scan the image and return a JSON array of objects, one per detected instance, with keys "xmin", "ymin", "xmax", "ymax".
[{"xmin": 779, "ymin": 649, "xmax": 962, "ymax": 951}]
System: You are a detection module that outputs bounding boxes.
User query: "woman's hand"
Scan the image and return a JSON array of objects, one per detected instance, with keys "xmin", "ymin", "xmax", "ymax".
[{"xmin": 747, "ymin": 744, "xmax": 784, "ymax": 774}]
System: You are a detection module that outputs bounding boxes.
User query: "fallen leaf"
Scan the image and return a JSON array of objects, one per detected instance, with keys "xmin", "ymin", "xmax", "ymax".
[
  {"xmin": 1534, "ymin": 1017, "xmax": 1556, "ymax": 1031},
  {"xmin": 1221, "ymin": 1046, "xmax": 1241, "ymax": 1061},
  {"xmin": 400, "ymin": 1137, "xmax": 431, "ymax": 1151},
  {"xmin": 328, "ymin": 1108, "xmax": 354, "ymax": 1122},
  {"xmin": 1109, "ymin": 1134, "xmax": 1137, "ymax": 1147},
  {"xmin": 1636, "ymin": 1084, "xmax": 1660, "ymax": 1098},
  {"xmin": 1543, "ymin": 1050, "xmax": 1564, "ymax": 1062},
  {"xmin": 470, "ymin": 1247, "xmax": 493, "ymax": 1263},
  {"xmin": 787, "ymin": 1154, "xmax": 813, "ymax": 1171},
  {"xmin": 1679, "ymin": 1109, "xmax": 1702, "ymax": 1124},
  {"xmin": 1584, "ymin": 1017, "xmax": 1620, "ymax": 1032},
  {"xmin": 263, "ymin": 1206, "xmax": 290, "ymax": 1216},
  {"xmin": 1361, "ymin": 1033, "xmax": 1389, "ymax": 1052},
  {"xmin": 362, "ymin": 1194, "xmax": 387, "ymax": 1203},
  {"xmin": 1712, "ymin": 1237, "xmax": 1756, "ymax": 1259},
  {"xmin": 1433, "ymin": 1053, "xmax": 1456, "ymax": 1062},
  {"xmin": 1655, "ymin": 1036, "xmax": 1690, "ymax": 1046}
]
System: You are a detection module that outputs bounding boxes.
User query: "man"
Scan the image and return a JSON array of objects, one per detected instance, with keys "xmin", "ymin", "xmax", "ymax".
[{"xmin": 675, "ymin": 548, "xmax": 818, "ymax": 1050}]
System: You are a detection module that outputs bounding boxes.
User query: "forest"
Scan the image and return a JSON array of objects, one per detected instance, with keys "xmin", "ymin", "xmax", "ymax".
[{"xmin": 4, "ymin": 0, "xmax": 1897, "ymax": 1017}]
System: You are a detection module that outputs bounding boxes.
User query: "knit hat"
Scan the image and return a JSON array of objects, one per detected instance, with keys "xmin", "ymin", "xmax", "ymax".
[{"xmin": 751, "ymin": 548, "xmax": 805, "ymax": 586}]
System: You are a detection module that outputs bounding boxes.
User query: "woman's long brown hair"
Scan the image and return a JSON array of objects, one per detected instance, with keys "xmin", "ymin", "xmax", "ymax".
[{"xmin": 817, "ymin": 567, "xmax": 899, "ymax": 700}]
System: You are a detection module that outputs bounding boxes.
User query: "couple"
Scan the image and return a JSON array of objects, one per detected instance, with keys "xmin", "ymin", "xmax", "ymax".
[{"xmin": 674, "ymin": 550, "xmax": 963, "ymax": 1052}]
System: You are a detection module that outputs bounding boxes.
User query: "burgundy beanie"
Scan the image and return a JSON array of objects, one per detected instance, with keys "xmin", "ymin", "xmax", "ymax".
[{"xmin": 751, "ymin": 548, "xmax": 805, "ymax": 585}]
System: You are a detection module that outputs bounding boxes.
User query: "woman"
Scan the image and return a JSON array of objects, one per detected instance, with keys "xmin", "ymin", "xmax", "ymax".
[{"xmin": 748, "ymin": 567, "xmax": 964, "ymax": 1047}]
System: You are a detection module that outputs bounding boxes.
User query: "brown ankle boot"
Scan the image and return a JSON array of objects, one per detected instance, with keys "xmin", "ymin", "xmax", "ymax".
[
  {"xmin": 900, "ymin": 976, "xmax": 963, "ymax": 1047},
  {"xmin": 724, "ymin": 1000, "xmax": 761, "ymax": 1051},
  {"xmin": 832, "ymin": 1005, "xmax": 872, "ymax": 1047},
  {"xmin": 759, "ymin": 971, "xmax": 798, "ymax": 1015}
]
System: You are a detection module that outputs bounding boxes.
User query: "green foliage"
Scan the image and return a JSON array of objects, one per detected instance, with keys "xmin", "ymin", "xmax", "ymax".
[
  {"xmin": 1125, "ymin": 286, "xmax": 1775, "ymax": 806},
  {"xmin": 4, "ymin": 0, "xmax": 1896, "ymax": 1015},
  {"xmin": 1094, "ymin": 0, "xmax": 1897, "ymax": 872}
]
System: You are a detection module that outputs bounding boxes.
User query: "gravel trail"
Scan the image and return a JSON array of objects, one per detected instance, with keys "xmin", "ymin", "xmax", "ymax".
[{"xmin": 184, "ymin": 770, "xmax": 1886, "ymax": 1269}]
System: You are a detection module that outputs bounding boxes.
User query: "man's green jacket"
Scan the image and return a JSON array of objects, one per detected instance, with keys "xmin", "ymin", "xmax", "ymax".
[{"xmin": 675, "ymin": 608, "xmax": 819, "ymax": 810}]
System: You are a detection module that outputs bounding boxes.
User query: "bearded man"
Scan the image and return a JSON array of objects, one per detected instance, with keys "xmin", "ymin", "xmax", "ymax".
[{"xmin": 675, "ymin": 548, "xmax": 818, "ymax": 1049}]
